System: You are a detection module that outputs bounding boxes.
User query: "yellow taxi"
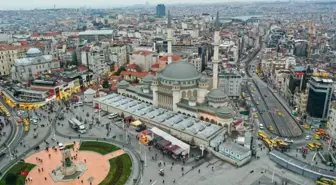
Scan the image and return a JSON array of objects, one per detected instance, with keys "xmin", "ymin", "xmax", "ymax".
[
  {"xmin": 268, "ymin": 126, "xmax": 273, "ymax": 131},
  {"xmin": 254, "ymin": 114, "xmax": 258, "ymax": 118},
  {"xmin": 303, "ymin": 124, "xmax": 310, "ymax": 129},
  {"xmin": 314, "ymin": 134, "xmax": 320, "ymax": 140},
  {"xmin": 277, "ymin": 112, "xmax": 282, "ymax": 116},
  {"xmin": 313, "ymin": 142, "xmax": 323, "ymax": 149},
  {"xmin": 256, "ymin": 101, "xmax": 259, "ymax": 105},
  {"xmin": 307, "ymin": 143, "xmax": 315, "ymax": 150},
  {"xmin": 24, "ymin": 126, "xmax": 29, "ymax": 132}
]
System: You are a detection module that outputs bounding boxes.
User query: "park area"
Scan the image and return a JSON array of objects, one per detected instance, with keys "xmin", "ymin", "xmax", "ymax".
[
  {"xmin": 0, "ymin": 141, "xmax": 132, "ymax": 185},
  {"xmin": 79, "ymin": 141, "xmax": 120, "ymax": 155},
  {"xmin": 0, "ymin": 162, "xmax": 35, "ymax": 185}
]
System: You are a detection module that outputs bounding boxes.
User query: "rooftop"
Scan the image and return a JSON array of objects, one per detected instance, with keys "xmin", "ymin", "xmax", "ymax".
[
  {"xmin": 79, "ymin": 30, "xmax": 113, "ymax": 36},
  {"xmin": 95, "ymin": 93, "xmax": 223, "ymax": 141}
]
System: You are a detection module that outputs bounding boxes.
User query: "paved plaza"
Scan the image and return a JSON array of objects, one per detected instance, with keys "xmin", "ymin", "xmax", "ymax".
[{"xmin": 24, "ymin": 142, "xmax": 125, "ymax": 185}]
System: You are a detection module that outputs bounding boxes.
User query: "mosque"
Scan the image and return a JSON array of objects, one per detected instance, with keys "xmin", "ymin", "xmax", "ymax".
[{"xmin": 117, "ymin": 12, "xmax": 237, "ymax": 132}]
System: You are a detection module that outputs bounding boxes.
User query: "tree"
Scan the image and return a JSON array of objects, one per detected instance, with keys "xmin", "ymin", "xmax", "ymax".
[
  {"xmin": 102, "ymin": 80, "xmax": 109, "ymax": 88},
  {"xmin": 115, "ymin": 66, "xmax": 126, "ymax": 76},
  {"xmin": 5, "ymin": 173, "xmax": 18, "ymax": 185},
  {"xmin": 71, "ymin": 52, "xmax": 78, "ymax": 66}
]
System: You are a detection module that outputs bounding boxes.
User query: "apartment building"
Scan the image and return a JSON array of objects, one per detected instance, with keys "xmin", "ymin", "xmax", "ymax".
[
  {"xmin": 108, "ymin": 44, "xmax": 127, "ymax": 66},
  {"xmin": 0, "ymin": 45, "xmax": 28, "ymax": 76},
  {"xmin": 218, "ymin": 71, "xmax": 242, "ymax": 99},
  {"xmin": 129, "ymin": 50, "xmax": 153, "ymax": 72}
]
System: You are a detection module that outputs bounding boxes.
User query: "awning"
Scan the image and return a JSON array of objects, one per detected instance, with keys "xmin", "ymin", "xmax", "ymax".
[{"xmin": 157, "ymin": 140, "xmax": 171, "ymax": 147}]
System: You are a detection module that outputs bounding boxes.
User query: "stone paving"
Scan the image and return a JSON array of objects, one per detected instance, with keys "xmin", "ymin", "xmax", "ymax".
[{"xmin": 24, "ymin": 142, "xmax": 125, "ymax": 185}]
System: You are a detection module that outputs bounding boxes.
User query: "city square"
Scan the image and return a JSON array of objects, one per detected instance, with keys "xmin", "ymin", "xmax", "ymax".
[{"xmin": 0, "ymin": 2, "xmax": 336, "ymax": 185}]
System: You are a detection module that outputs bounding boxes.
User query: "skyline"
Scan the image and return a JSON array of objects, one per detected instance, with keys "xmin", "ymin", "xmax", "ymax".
[{"xmin": 0, "ymin": 0, "xmax": 299, "ymax": 10}]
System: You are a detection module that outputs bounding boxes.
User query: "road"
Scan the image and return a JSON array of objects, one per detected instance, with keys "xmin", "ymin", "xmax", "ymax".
[
  {"xmin": 253, "ymin": 76, "xmax": 302, "ymax": 137},
  {"xmin": 243, "ymin": 35, "xmax": 302, "ymax": 138}
]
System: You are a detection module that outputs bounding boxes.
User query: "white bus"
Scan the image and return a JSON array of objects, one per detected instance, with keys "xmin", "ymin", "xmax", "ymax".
[{"xmin": 68, "ymin": 118, "xmax": 86, "ymax": 133}]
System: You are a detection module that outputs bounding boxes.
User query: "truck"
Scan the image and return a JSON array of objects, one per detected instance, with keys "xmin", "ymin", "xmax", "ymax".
[{"xmin": 68, "ymin": 118, "xmax": 87, "ymax": 134}]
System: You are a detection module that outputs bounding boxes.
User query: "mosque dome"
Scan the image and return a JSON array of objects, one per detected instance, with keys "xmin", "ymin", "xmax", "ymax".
[
  {"xmin": 159, "ymin": 60, "xmax": 201, "ymax": 81},
  {"xmin": 118, "ymin": 80, "xmax": 130, "ymax": 89},
  {"xmin": 216, "ymin": 107, "xmax": 233, "ymax": 119},
  {"xmin": 207, "ymin": 89, "xmax": 227, "ymax": 103},
  {"xmin": 26, "ymin": 48, "xmax": 42, "ymax": 57},
  {"xmin": 143, "ymin": 74, "xmax": 154, "ymax": 83}
]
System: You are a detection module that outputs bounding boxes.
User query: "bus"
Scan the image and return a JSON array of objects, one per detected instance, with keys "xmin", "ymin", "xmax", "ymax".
[{"xmin": 68, "ymin": 118, "xmax": 86, "ymax": 134}]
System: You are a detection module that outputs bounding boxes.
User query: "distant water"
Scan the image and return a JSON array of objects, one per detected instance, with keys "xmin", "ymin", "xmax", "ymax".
[{"xmin": 230, "ymin": 15, "xmax": 263, "ymax": 21}]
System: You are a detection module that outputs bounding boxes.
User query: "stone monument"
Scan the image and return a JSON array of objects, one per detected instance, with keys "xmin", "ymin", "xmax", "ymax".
[{"xmin": 50, "ymin": 149, "xmax": 87, "ymax": 182}]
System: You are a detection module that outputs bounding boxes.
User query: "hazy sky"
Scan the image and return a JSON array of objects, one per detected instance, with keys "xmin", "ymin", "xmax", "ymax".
[{"xmin": 1, "ymin": 0, "xmax": 261, "ymax": 10}]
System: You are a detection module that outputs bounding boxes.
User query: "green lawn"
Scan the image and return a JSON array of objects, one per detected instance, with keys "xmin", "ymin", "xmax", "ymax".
[
  {"xmin": 65, "ymin": 144, "xmax": 74, "ymax": 149},
  {"xmin": 79, "ymin": 141, "xmax": 120, "ymax": 155},
  {"xmin": 99, "ymin": 154, "xmax": 132, "ymax": 185},
  {"xmin": 0, "ymin": 162, "xmax": 35, "ymax": 185}
]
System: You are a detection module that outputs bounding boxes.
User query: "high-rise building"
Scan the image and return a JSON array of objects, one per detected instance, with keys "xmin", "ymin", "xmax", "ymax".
[
  {"xmin": 156, "ymin": 4, "xmax": 166, "ymax": 17},
  {"xmin": 306, "ymin": 77, "xmax": 334, "ymax": 124},
  {"xmin": 287, "ymin": 65, "xmax": 313, "ymax": 106}
]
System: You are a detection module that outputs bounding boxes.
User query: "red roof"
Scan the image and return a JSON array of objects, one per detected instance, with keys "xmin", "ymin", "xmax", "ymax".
[
  {"xmin": 51, "ymin": 68, "xmax": 64, "ymax": 72},
  {"xmin": 159, "ymin": 55, "xmax": 181, "ymax": 62},
  {"xmin": 0, "ymin": 45, "xmax": 21, "ymax": 51},
  {"xmin": 133, "ymin": 50, "xmax": 152, "ymax": 56},
  {"xmin": 151, "ymin": 63, "xmax": 159, "ymax": 68},
  {"xmin": 77, "ymin": 65, "xmax": 87, "ymax": 71},
  {"xmin": 127, "ymin": 63, "xmax": 137, "ymax": 69},
  {"xmin": 120, "ymin": 71, "xmax": 155, "ymax": 78},
  {"xmin": 43, "ymin": 32, "xmax": 58, "ymax": 37},
  {"xmin": 32, "ymin": 32, "xmax": 40, "ymax": 37}
]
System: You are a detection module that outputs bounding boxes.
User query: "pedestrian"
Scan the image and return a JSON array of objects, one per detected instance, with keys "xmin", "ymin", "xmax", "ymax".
[
  {"xmin": 163, "ymin": 180, "xmax": 165, "ymax": 184},
  {"xmin": 212, "ymin": 166, "xmax": 214, "ymax": 171},
  {"xmin": 172, "ymin": 162, "xmax": 174, "ymax": 165},
  {"xmin": 41, "ymin": 167, "xmax": 43, "ymax": 172},
  {"xmin": 38, "ymin": 168, "xmax": 40, "ymax": 173},
  {"xmin": 45, "ymin": 177, "xmax": 47, "ymax": 180},
  {"xmin": 181, "ymin": 167, "xmax": 184, "ymax": 171},
  {"xmin": 173, "ymin": 179, "xmax": 176, "ymax": 183},
  {"xmin": 198, "ymin": 169, "xmax": 200, "ymax": 173},
  {"xmin": 171, "ymin": 166, "xmax": 173, "ymax": 170},
  {"xmin": 49, "ymin": 154, "xmax": 51, "ymax": 158},
  {"xmin": 150, "ymin": 179, "xmax": 152, "ymax": 182},
  {"xmin": 164, "ymin": 162, "xmax": 165, "ymax": 166},
  {"xmin": 84, "ymin": 159, "xmax": 86, "ymax": 163}
]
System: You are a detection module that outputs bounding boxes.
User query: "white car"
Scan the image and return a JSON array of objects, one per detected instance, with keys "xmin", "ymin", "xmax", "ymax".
[
  {"xmin": 284, "ymin": 138, "xmax": 294, "ymax": 143},
  {"xmin": 58, "ymin": 143, "xmax": 65, "ymax": 150},
  {"xmin": 259, "ymin": 124, "xmax": 264, "ymax": 130},
  {"xmin": 30, "ymin": 119, "xmax": 38, "ymax": 125},
  {"xmin": 77, "ymin": 102, "xmax": 83, "ymax": 106},
  {"xmin": 305, "ymin": 135, "xmax": 312, "ymax": 140}
]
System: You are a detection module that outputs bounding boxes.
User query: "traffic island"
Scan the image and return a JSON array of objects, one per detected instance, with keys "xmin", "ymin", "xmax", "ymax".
[
  {"xmin": 0, "ymin": 162, "xmax": 35, "ymax": 185},
  {"xmin": 99, "ymin": 153, "xmax": 132, "ymax": 185},
  {"xmin": 79, "ymin": 141, "xmax": 120, "ymax": 155}
]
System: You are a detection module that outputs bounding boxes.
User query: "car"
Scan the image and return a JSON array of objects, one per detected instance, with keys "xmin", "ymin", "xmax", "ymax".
[
  {"xmin": 58, "ymin": 143, "xmax": 65, "ymax": 150},
  {"xmin": 256, "ymin": 101, "xmax": 259, "ymax": 105},
  {"xmin": 259, "ymin": 124, "xmax": 264, "ymax": 130},
  {"xmin": 108, "ymin": 113, "xmax": 119, "ymax": 119},
  {"xmin": 135, "ymin": 124, "xmax": 147, "ymax": 132},
  {"xmin": 284, "ymin": 138, "xmax": 294, "ymax": 144},
  {"xmin": 94, "ymin": 109, "xmax": 100, "ymax": 113},
  {"xmin": 30, "ymin": 119, "xmax": 38, "ymax": 125},
  {"xmin": 77, "ymin": 102, "xmax": 83, "ymax": 106},
  {"xmin": 305, "ymin": 135, "xmax": 312, "ymax": 140},
  {"xmin": 277, "ymin": 112, "xmax": 282, "ymax": 116},
  {"xmin": 195, "ymin": 155, "xmax": 204, "ymax": 161},
  {"xmin": 159, "ymin": 169, "xmax": 164, "ymax": 176},
  {"xmin": 268, "ymin": 126, "xmax": 273, "ymax": 131}
]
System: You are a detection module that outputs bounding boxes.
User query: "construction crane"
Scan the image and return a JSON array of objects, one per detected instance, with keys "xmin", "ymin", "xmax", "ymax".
[{"xmin": 307, "ymin": 22, "xmax": 314, "ymax": 58}]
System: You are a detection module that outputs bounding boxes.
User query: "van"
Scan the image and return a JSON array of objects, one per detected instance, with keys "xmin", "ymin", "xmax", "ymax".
[{"xmin": 108, "ymin": 113, "xmax": 119, "ymax": 119}]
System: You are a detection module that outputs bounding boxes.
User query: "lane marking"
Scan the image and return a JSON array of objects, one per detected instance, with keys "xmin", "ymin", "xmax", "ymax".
[{"xmin": 151, "ymin": 181, "xmax": 157, "ymax": 185}]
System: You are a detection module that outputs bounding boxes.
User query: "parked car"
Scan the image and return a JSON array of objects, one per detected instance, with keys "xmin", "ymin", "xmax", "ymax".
[
  {"xmin": 195, "ymin": 155, "xmax": 204, "ymax": 161},
  {"xmin": 77, "ymin": 102, "xmax": 83, "ymax": 106},
  {"xmin": 305, "ymin": 135, "xmax": 312, "ymax": 140},
  {"xmin": 135, "ymin": 124, "xmax": 147, "ymax": 132},
  {"xmin": 58, "ymin": 143, "xmax": 65, "ymax": 150}
]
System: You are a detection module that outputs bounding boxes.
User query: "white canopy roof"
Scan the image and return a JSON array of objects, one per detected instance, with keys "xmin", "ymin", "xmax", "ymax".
[{"xmin": 84, "ymin": 88, "xmax": 96, "ymax": 95}]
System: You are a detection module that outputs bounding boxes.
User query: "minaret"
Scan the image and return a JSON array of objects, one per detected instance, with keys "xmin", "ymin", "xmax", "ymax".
[
  {"xmin": 167, "ymin": 10, "xmax": 173, "ymax": 64},
  {"xmin": 212, "ymin": 11, "xmax": 220, "ymax": 89}
]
